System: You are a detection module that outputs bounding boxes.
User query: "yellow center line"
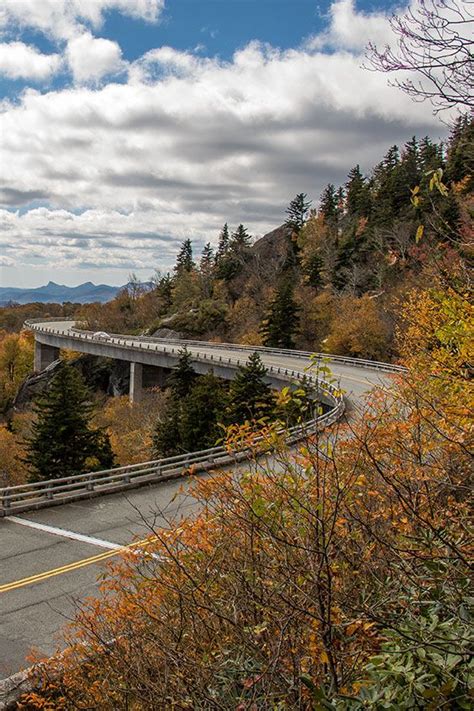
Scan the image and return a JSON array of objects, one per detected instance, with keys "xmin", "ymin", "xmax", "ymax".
[{"xmin": 0, "ymin": 536, "xmax": 157, "ymax": 594}]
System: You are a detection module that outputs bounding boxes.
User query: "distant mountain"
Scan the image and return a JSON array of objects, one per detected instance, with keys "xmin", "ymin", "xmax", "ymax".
[{"xmin": 0, "ymin": 280, "xmax": 150, "ymax": 305}]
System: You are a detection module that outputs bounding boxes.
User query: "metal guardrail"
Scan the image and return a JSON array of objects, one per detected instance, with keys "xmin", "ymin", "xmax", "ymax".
[
  {"xmin": 25, "ymin": 318, "xmax": 407, "ymax": 374},
  {"xmin": 1, "ymin": 365, "xmax": 342, "ymax": 515},
  {"xmin": 3, "ymin": 319, "xmax": 403, "ymax": 516}
]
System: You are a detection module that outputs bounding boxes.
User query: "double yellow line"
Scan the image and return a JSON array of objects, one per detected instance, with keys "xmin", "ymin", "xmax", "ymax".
[{"xmin": 0, "ymin": 537, "xmax": 157, "ymax": 594}]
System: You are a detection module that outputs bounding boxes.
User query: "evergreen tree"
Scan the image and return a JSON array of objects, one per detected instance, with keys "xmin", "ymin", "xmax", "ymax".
[
  {"xmin": 25, "ymin": 362, "xmax": 114, "ymax": 482},
  {"xmin": 445, "ymin": 114, "xmax": 473, "ymax": 184},
  {"xmin": 226, "ymin": 352, "xmax": 274, "ymax": 425},
  {"xmin": 285, "ymin": 193, "xmax": 312, "ymax": 233},
  {"xmin": 215, "ymin": 224, "xmax": 230, "ymax": 264},
  {"xmin": 397, "ymin": 136, "xmax": 421, "ymax": 193},
  {"xmin": 230, "ymin": 224, "xmax": 252, "ymax": 251},
  {"xmin": 304, "ymin": 252, "xmax": 324, "ymax": 289},
  {"xmin": 216, "ymin": 224, "xmax": 252, "ymax": 280},
  {"xmin": 372, "ymin": 146, "xmax": 401, "ymax": 225},
  {"xmin": 200, "ymin": 242, "xmax": 214, "ymax": 273},
  {"xmin": 152, "ymin": 401, "xmax": 181, "ymax": 458},
  {"xmin": 179, "ymin": 372, "xmax": 228, "ymax": 451},
  {"xmin": 174, "ymin": 239, "xmax": 195, "ymax": 275},
  {"xmin": 215, "ymin": 223, "xmax": 236, "ymax": 280},
  {"xmin": 345, "ymin": 166, "xmax": 371, "ymax": 217},
  {"xmin": 419, "ymin": 136, "xmax": 443, "ymax": 174},
  {"xmin": 153, "ymin": 349, "xmax": 196, "ymax": 457},
  {"xmin": 168, "ymin": 348, "xmax": 196, "ymax": 399},
  {"xmin": 200, "ymin": 242, "xmax": 215, "ymax": 297},
  {"xmin": 261, "ymin": 280, "xmax": 300, "ymax": 349},
  {"xmin": 320, "ymin": 184, "xmax": 338, "ymax": 225},
  {"xmin": 154, "ymin": 272, "xmax": 173, "ymax": 309}
]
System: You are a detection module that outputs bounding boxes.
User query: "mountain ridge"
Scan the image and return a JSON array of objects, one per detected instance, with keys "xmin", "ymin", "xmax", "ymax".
[{"xmin": 0, "ymin": 280, "xmax": 135, "ymax": 305}]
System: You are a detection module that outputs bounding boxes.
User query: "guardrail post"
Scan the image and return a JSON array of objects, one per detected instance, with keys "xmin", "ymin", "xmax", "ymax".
[{"xmin": 1, "ymin": 493, "xmax": 10, "ymax": 513}]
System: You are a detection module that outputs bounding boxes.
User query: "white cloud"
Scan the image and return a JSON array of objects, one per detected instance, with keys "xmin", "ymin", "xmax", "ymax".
[
  {"xmin": 0, "ymin": 1, "xmax": 449, "ymax": 284},
  {"xmin": 0, "ymin": 0, "xmax": 164, "ymax": 40},
  {"xmin": 0, "ymin": 41, "xmax": 61, "ymax": 80},
  {"xmin": 66, "ymin": 32, "xmax": 124, "ymax": 83},
  {"xmin": 307, "ymin": 0, "xmax": 395, "ymax": 52},
  {"xmin": 0, "ymin": 255, "xmax": 15, "ymax": 267}
]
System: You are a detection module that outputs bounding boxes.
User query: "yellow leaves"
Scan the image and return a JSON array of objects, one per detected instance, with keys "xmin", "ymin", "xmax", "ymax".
[
  {"xmin": 415, "ymin": 224, "xmax": 424, "ymax": 243},
  {"xmin": 410, "ymin": 184, "xmax": 421, "ymax": 207},
  {"xmin": 428, "ymin": 167, "xmax": 449, "ymax": 196},
  {"xmin": 275, "ymin": 385, "xmax": 292, "ymax": 408}
]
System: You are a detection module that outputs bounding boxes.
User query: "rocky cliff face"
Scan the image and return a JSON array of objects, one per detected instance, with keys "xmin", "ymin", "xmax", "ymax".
[{"xmin": 13, "ymin": 355, "xmax": 130, "ymax": 411}]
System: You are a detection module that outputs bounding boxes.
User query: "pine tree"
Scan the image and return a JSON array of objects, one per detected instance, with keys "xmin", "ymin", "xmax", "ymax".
[
  {"xmin": 261, "ymin": 280, "xmax": 300, "ymax": 349},
  {"xmin": 285, "ymin": 193, "xmax": 312, "ymax": 233},
  {"xmin": 174, "ymin": 239, "xmax": 195, "ymax": 275},
  {"xmin": 226, "ymin": 352, "xmax": 274, "ymax": 425},
  {"xmin": 25, "ymin": 362, "xmax": 114, "ymax": 482}
]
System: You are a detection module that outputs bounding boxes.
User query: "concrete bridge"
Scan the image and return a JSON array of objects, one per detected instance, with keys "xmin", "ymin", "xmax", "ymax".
[{"xmin": 0, "ymin": 320, "xmax": 402, "ymax": 681}]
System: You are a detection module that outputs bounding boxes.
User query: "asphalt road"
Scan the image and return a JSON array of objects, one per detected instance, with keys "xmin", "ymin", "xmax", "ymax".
[{"xmin": 0, "ymin": 323, "xmax": 394, "ymax": 677}]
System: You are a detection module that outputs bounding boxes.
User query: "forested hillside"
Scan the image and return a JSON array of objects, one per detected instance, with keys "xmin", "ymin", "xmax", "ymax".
[{"xmin": 78, "ymin": 114, "xmax": 473, "ymax": 362}]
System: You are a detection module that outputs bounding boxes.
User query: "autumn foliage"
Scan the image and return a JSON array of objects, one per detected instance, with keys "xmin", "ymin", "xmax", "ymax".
[{"xmin": 22, "ymin": 264, "xmax": 472, "ymax": 708}]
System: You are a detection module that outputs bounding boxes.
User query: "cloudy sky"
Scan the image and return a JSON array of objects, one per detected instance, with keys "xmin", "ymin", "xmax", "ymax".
[{"xmin": 0, "ymin": 0, "xmax": 448, "ymax": 288}]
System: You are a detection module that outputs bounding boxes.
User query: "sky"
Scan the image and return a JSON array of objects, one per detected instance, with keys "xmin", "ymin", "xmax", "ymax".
[{"xmin": 0, "ymin": 0, "xmax": 450, "ymax": 288}]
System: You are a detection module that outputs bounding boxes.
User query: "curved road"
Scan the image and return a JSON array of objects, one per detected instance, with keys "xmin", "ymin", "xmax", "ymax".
[{"xmin": 0, "ymin": 321, "xmax": 395, "ymax": 677}]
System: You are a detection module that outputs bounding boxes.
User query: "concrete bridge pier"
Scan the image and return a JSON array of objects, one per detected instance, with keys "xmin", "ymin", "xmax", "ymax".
[
  {"xmin": 34, "ymin": 341, "xmax": 60, "ymax": 372},
  {"xmin": 129, "ymin": 362, "xmax": 143, "ymax": 404},
  {"xmin": 129, "ymin": 363, "xmax": 171, "ymax": 403}
]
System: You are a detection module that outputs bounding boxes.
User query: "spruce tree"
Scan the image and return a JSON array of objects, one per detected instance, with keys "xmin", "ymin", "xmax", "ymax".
[
  {"xmin": 174, "ymin": 239, "xmax": 195, "ymax": 275},
  {"xmin": 261, "ymin": 280, "xmax": 300, "ymax": 349},
  {"xmin": 231, "ymin": 224, "xmax": 252, "ymax": 250},
  {"xmin": 345, "ymin": 166, "xmax": 371, "ymax": 217},
  {"xmin": 320, "ymin": 184, "xmax": 338, "ymax": 225},
  {"xmin": 200, "ymin": 242, "xmax": 214, "ymax": 273},
  {"xmin": 226, "ymin": 352, "xmax": 274, "ymax": 425},
  {"xmin": 215, "ymin": 223, "xmax": 230, "ymax": 263},
  {"xmin": 304, "ymin": 252, "xmax": 324, "ymax": 289},
  {"xmin": 285, "ymin": 193, "xmax": 312, "ymax": 233},
  {"xmin": 168, "ymin": 348, "xmax": 196, "ymax": 399},
  {"xmin": 179, "ymin": 372, "xmax": 228, "ymax": 451},
  {"xmin": 152, "ymin": 402, "xmax": 181, "ymax": 457},
  {"xmin": 215, "ymin": 223, "xmax": 240, "ymax": 280},
  {"xmin": 153, "ymin": 349, "xmax": 196, "ymax": 457},
  {"xmin": 25, "ymin": 362, "xmax": 114, "ymax": 482},
  {"xmin": 200, "ymin": 243, "xmax": 215, "ymax": 297}
]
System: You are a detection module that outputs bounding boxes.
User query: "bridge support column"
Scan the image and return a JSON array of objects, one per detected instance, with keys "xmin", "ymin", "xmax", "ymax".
[
  {"xmin": 34, "ymin": 341, "xmax": 60, "ymax": 372},
  {"xmin": 129, "ymin": 362, "xmax": 143, "ymax": 404}
]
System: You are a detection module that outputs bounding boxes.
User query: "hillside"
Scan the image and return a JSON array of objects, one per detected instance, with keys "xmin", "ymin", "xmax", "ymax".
[{"xmin": 77, "ymin": 116, "xmax": 473, "ymax": 363}]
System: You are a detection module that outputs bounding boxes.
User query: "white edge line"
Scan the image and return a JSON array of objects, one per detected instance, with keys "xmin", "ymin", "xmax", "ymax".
[{"xmin": 6, "ymin": 516, "xmax": 123, "ymax": 551}]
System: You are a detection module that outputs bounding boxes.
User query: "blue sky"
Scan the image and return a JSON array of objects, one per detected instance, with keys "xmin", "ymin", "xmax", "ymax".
[
  {"xmin": 100, "ymin": 1, "xmax": 395, "ymax": 61},
  {"xmin": 0, "ymin": 0, "xmax": 447, "ymax": 288}
]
